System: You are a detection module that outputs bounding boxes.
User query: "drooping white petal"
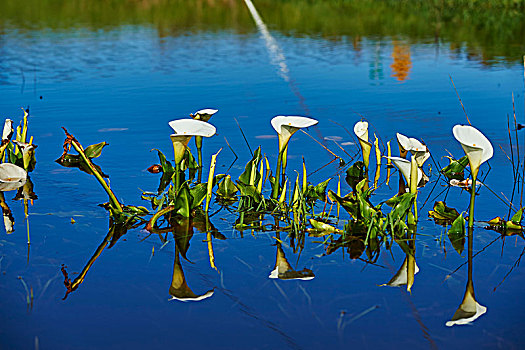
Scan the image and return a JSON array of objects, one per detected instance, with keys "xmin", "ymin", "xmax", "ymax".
[
  {"xmin": 193, "ymin": 108, "xmax": 218, "ymax": 122},
  {"xmin": 354, "ymin": 121, "xmax": 369, "ymax": 142},
  {"xmin": 168, "ymin": 119, "xmax": 216, "ymax": 137},
  {"xmin": 387, "ymin": 156, "xmax": 423, "ymax": 187},
  {"xmin": 453, "ymin": 125, "xmax": 493, "ymax": 177}
]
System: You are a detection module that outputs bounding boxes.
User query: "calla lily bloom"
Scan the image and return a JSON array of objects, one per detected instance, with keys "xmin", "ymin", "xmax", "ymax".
[
  {"xmin": 269, "ymin": 243, "xmax": 315, "ymax": 281},
  {"xmin": 0, "ymin": 163, "xmax": 27, "ymax": 191},
  {"xmin": 191, "ymin": 108, "xmax": 218, "ymax": 122},
  {"xmin": 452, "ymin": 125, "xmax": 493, "ymax": 227},
  {"xmin": 446, "ymin": 281, "xmax": 487, "ymax": 326},
  {"xmin": 168, "ymin": 119, "xmax": 216, "ymax": 165},
  {"xmin": 270, "ymin": 115, "xmax": 318, "ymax": 198},
  {"xmin": 386, "ymin": 156, "xmax": 423, "ymax": 189},
  {"xmin": 452, "ymin": 125, "xmax": 493, "ymax": 179},
  {"xmin": 271, "ymin": 115, "xmax": 318, "ymax": 153},
  {"xmin": 354, "ymin": 121, "xmax": 372, "ymax": 169},
  {"xmin": 396, "ymin": 133, "xmax": 430, "ymax": 166}
]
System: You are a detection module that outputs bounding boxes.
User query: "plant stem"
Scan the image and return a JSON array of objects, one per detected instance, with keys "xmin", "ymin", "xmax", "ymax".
[
  {"xmin": 196, "ymin": 136, "xmax": 203, "ymax": 182},
  {"xmin": 70, "ymin": 140, "xmax": 123, "ymax": 213},
  {"xmin": 174, "ymin": 162, "xmax": 181, "ymax": 191},
  {"xmin": 468, "ymin": 176, "xmax": 477, "ymax": 228}
]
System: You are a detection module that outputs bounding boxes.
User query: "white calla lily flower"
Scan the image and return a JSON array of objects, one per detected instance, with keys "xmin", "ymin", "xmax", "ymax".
[
  {"xmin": 168, "ymin": 119, "xmax": 216, "ymax": 164},
  {"xmin": 446, "ymin": 281, "xmax": 487, "ymax": 327},
  {"xmin": 354, "ymin": 121, "xmax": 373, "ymax": 168},
  {"xmin": 387, "ymin": 156, "xmax": 423, "ymax": 188},
  {"xmin": 191, "ymin": 108, "xmax": 219, "ymax": 122},
  {"xmin": 452, "ymin": 125, "xmax": 493, "ymax": 179},
  {"xmin": 271, "ymin": 115, "xmax": 318, "ymax": 152},
  {"xmin": 396, "ymin": 133, "xmax": 430, "ymax": 166}
]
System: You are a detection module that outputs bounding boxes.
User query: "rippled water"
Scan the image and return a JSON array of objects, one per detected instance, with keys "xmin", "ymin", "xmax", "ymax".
[{"xmin": 1, "ymin": 1, "xmax": 524, "ymax": 349}]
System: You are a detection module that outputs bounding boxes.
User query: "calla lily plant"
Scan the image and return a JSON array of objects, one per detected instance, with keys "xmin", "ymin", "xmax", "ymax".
[
  {"xmin": 168, "ymin": 118, "xmax": 216, "ymax": 189},
  {"xmin": 270, "ymin": 115, "xmax": 318, "ymax": 199},
  {"xmin": 452, "ymin": 125, "xmax": 493, "ymax": 227}
]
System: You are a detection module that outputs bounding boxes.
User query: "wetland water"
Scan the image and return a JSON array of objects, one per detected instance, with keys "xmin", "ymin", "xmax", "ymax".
[{"xmin": 1, "ymin": 1, "xmax": 524, "ymax": 349}]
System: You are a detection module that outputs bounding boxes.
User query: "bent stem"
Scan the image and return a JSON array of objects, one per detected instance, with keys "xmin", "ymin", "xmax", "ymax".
[{"xmin": 69, "ymin": 138, "xmax": 123, "ymax": 213}]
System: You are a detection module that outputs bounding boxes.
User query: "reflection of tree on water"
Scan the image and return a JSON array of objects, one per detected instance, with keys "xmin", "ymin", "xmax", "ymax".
[
  {"xmin": 446, "ymin": 227, "xmax": 487, "ymax": 326},
  {"xmin": 391, "ymin": 41, "xmax": 412, "ymax": 81}
]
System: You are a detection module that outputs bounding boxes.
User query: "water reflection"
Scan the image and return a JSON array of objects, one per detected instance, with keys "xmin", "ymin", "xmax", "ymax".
[
  {"xmin": 169, "ymin": 218, "xmax": 214, "ymax": 301},
  {"xmin": 446, "ymin": 227, "xmax": 487, "ymax": 326},
  {"xmin": 269, "ymin": 232, "xmax": 314, "ymax": 281},
  {"xmin": 62, "ymin": 220, "xmax": 131, "ymax": 299}
]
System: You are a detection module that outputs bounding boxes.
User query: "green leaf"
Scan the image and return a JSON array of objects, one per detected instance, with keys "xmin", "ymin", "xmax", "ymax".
[
  {"xmin": 510, "ymin": 208, "xmax": 523, "ymax": 225},
  {"xmin": 345, "ymin": 161, "xmax": 365, "ymax": 191},
  {"xmin": 217, "ymin": 175, "xmax": 238, "ymax": 200},
  {"xmin": 309, "ymin": 218, "xmax": 342, "ymax": 233},
  {"xmin": 84, "ymin": 142, "xmax": 109, "ymax": 159},
  {"xmin": 174, "ymin": 183, "xmax": 191, "ymax": 217},
  {"xmin": 190, "ymin": 183, "xmax": 208, "ymax": 209},
  {"xmin": 314, "ymin": 178, "xmax": 331, "ymax": 201},
  {"xmin": 441, "ymin": 155, "xmax": 469, "ymax": 180},
  {"xmin": 448, "ymin": 213, "xmax": 466, "ymax": 255},
  {"xmin": 238, "ymin": 146, "xmax": 262, "ymax": 186},
  {"xmin": 328, "ymin": 190, "xmax": 359, "ymax": 219},
  {"xmin": 428, "ymin": 201, "xmax": 460, "ymax": 225},
  {"xmin": 236, "ymin": 181, "xmax": 262, "ymax": 204}
]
